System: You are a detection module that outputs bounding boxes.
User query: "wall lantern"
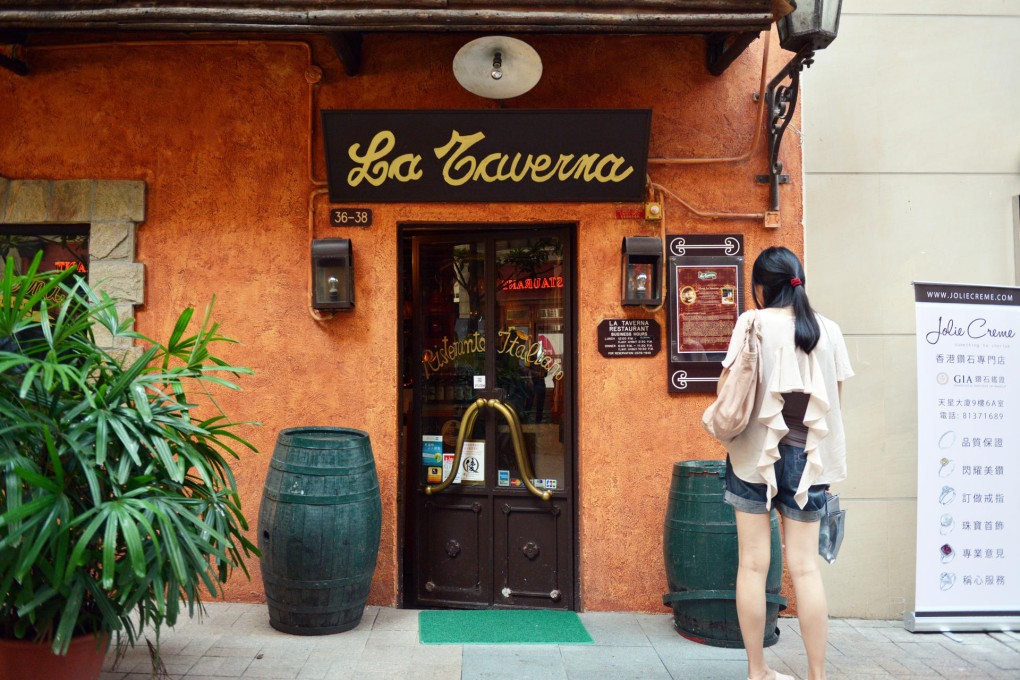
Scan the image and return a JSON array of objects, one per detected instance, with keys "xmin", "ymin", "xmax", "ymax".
[
  {"xmin": 311, "ymin": 238, "xmax": 354, "ymax": 311},
  {"xmin": 621, "ymin": 237, "xmax": 663, "ymax": 307},
  {"xmin": 760, "ymin": 0, "xmax": 843, "ymax": 211},
  {"xmin": 776, "ymin": 0, "xmax": 842, "ymax": 53}
]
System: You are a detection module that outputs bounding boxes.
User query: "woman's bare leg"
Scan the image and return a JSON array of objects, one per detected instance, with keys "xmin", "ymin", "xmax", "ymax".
[
  {"xmin": 735, "ymin": 509, "xmax": 781, "ymax": 680},
  {"xmin": 783, "ymin": 516, "xmax": 829, "ymax": 680}
]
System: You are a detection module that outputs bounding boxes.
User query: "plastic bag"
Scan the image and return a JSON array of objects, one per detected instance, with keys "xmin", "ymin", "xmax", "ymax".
[{"xmin": 818, "ymin": 492, "xmax": 846, "ymax": 564}]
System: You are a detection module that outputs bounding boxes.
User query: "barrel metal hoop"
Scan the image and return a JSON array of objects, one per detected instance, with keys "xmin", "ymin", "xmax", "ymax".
[
  {"xmin": 269, "ymin": 460, "xmax": 374, "ymax": 476},
  {"xmin": 663, "ymin": 521, "xmax": 739, "ymax": 534},
  {"xmin": 674, "ymin": 461, "xmax": 727, "ymax": 478},
  {"xmin": 263, "ymin": 572, "xmax": 370, "ymax": 589},
  {"xmin": 281, "ymin": 439, "xmax": 367, "ymax": 450},
  {"xmin": 263, "ymin": 488, "xmax": 379, "ymax": 504},
  {"xmin": 266, "ymin": 598, "xmax": 365, "ymax": 614},
  {"xmin": 266, "ymin": 620, "xmax": 359, "ymax": 635},
  {"xmin": 278, "ymin": 427, "xmax": 370, "ymax": 449},
  {"xmin": 662, "ymin": 590, "xmax": 788, "ymax": 608}
]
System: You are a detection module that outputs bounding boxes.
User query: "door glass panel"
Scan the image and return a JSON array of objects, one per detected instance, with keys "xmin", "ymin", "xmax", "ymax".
[
  {"xmin": 494, "ymin": 236, "xmax": 566, "ymax": 492},
  {"xmin": 418, "ymin": 240, "xmax": 487, "ymax": 487}
]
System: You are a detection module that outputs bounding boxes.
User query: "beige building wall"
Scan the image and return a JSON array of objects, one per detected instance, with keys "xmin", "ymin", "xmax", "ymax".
[{"xmin": 800, "ymin": 0, "xmax": 1020, "ymax": 619}]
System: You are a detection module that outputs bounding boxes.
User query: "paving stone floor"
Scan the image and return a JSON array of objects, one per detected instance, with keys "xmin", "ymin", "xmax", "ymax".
[{"xmin": 98, "ymin": 602, "xmax": 1020, "ymax": 680}]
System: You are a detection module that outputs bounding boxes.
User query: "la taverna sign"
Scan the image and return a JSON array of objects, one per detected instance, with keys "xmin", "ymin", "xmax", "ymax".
[{"xmin": 322, "ymin": 110, "xmax": 651, "ymax": 203}]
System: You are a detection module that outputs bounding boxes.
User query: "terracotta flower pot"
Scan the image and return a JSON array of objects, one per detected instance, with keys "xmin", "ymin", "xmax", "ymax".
[{"xmin": 0, "ymin": 633, "xmax": 109, "ymax": 680}]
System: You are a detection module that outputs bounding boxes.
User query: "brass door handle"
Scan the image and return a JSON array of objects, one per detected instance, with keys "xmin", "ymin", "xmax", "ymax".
[
  {"xmin": 485, "ymin": 399, "xmax": 551, "ymax": 501},
  {"xmin": 425, "ymin": 398, "xmax": 484, "ymax": 496},
  {"xmin": 491, "ymin": 400, "xmax": 535, "ymax": 480},
  {"xmin": 424, "ymin": 397, "xmax": 551, "ymax": 501}
]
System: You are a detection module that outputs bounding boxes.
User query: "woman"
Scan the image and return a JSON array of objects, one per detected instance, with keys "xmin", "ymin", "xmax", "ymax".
[{"xmin": 720, "ymin": 247, "xmax": 853, "ymax": 680}]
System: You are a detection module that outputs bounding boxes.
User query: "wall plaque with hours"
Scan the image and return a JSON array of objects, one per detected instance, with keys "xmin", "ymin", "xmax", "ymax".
[
  {"xmin": 597, "ymin": 318, "xmax": 661, "ymax": 358},
  {"xmin": 330, "ymin": 208, "xmax": 373, "ymax": 227}
]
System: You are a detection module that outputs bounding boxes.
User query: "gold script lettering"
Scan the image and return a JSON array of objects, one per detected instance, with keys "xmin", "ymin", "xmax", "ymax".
[
  {"xmin": 476, "ymin": 152, "xmax": 504, "ymax": 183},
  {"xmin": 495, "ymin": 329, "xmax": 564, "ymax": 381},
  {"xmin": 434, "ymin": 130, "xmax": 487, "ymax": 186},
  {"xmin": 527, "ymin": 155, "xmax": 553, "ymax": 181},
  {"xmin": 421, "ymin": 332, "xmax": 487, "ymax": 379},
  {"xmin": 433, "ymin": 130, "xmax": 636, "ymax": 187},
  {"xmin": 496, "ymin": 153, "xmax": 528, "ymax": 182},
  {"xmin": 347, "ymin": 131, "xmax": 422, "ymax": 187},
  {"xmin": 594, "ymin": 155, "xmax": 633, "ymax": 183}
]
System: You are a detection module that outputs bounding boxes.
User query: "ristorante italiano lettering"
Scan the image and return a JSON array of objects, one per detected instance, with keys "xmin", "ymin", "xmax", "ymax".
[
  {"xmin": 422, "ymin": 329, "xmax": 563, "ymax": 381},
  {"xmin": 347, "ymin": 130, "xmax": 636, "ymax": 189}
]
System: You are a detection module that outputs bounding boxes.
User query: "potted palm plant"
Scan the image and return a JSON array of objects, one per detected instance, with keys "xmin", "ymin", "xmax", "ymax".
[{"xmin": 0, "ymin": 254, "xmax": 259, "ymax": 679}]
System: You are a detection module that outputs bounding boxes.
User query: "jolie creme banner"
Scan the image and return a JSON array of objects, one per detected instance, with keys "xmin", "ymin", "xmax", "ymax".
[
  {"xmin": 910, "ymin": 281, "xmax": 1020, "ymax": 632},
  {"xmin": 321, "ymin": 109, "xmax": 651, "ymax": 203}
]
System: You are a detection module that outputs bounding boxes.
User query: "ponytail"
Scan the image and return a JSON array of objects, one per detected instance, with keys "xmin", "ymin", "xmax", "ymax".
[
  {"xmin": 790, "ymin": 281, "xmax": 820, "ymax": 353},
  {"xmin": 751, "ymin": 246, "xmax": 820, "ymax": 354}
]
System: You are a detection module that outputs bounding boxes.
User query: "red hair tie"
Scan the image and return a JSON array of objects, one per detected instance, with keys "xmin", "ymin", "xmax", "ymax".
[{"xmin": 790, "ymin": 277, "xmax": 802, "ymax": 287}]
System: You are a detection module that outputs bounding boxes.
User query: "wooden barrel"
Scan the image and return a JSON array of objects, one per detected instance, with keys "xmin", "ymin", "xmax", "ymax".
[
  {"xmin": 662, "ymin": 460, "xmax": 786, "ymax": 648},
  {"xmin": 258, "ymin": 427, "xmax": 382, "ymax": 635}
]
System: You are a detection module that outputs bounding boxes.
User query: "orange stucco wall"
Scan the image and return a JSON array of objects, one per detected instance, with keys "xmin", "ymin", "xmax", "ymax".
[{"xmin": 0, "ymin": 31, "xmax": 803, "ymax": 612}]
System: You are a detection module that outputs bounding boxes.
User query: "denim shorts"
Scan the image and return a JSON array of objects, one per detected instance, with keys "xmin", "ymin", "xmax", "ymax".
[{"xmin": 723, "ymin": 444, "xmax": 828, "ymax": 522}]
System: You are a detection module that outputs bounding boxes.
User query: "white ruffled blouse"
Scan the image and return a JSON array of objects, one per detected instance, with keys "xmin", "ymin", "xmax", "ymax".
[{"xmin": 721, "ymin": 307, "xmax": 854, "ymax": 509}]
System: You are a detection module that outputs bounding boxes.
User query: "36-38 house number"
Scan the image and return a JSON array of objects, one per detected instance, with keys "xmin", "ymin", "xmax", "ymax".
[{"xmin": 330, "ymin": 208, "xmax": 373, "ymax": 227}]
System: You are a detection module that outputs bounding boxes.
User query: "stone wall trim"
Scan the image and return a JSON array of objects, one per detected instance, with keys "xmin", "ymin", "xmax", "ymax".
[{"xmin": 0, "ymin": 174, "xmax": 146, "ymax": 353}]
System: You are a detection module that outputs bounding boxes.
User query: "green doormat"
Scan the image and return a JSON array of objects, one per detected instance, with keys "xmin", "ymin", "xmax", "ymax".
[{"xmin": 419, "ymin": 609, "xmax": 594, "ymax": 645}]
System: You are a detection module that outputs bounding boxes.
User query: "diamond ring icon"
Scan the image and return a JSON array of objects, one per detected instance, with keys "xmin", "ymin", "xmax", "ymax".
[{"xmin": 939, "ymin": 457, "xmax": 954, "ymax": 477}]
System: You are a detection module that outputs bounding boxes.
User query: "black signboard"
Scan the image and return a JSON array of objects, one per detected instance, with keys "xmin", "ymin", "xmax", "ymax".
[
  {"xmin": 321, "ymin": 110, "xmax": 651, "ymax": 203},
  {"xmin": 598, "ymin": 319, "xmax": 661, "ymax": 358},
  {"xmin": 666, "ymin": 234, "xmax": 745, "ymax": 393}
]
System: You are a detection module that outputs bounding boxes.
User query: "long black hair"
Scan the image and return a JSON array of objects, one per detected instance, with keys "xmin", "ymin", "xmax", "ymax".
[{"xmin": 751, "ymin": 246, "xmax": 820, "ymax": 353}]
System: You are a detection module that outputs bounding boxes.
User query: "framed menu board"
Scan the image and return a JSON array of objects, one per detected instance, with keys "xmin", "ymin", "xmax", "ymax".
[{"xmin": 666, "ymin": 235, "xmax": 744, "ymax": 393}]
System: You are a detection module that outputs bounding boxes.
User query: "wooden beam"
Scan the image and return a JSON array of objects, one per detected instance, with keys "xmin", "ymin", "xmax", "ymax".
[
  {"xmin": 706, "ymin": 31, "xmax": 759, "ymax": 76},
  {"xmin": 0, "ymin": 51, "xmax": 29, "ymax": 76},
  {"xmin": 3, "ymin": 0, "xmax": 767, "ymax": 6},
  {"xmin": 0, "ymin": 32, "xmax": 29, "ymax": 76},
  {"xmin": 0, "ymin": 6, "xmax": 774, "ymax": 34},
  {"xmin": 448, "ymin": 1, "xmax": 766, "ymax": 7},
  {"xmin": 329, "ymin": 32, "xmax": 362, "ymax": 77}
]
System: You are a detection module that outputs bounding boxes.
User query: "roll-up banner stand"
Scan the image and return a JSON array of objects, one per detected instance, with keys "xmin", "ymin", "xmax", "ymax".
[{"xmin": 907, "ymin": 282, "xmax": 1020, "ymax": 633}]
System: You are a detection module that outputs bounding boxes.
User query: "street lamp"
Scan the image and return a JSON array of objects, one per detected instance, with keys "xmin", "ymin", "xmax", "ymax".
[{"xmin": 760, "ymin": 0, "xmax": 843, "ymax": 212}]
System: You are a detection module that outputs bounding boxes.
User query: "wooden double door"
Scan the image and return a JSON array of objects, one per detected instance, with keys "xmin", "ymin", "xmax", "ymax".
[{"xmin": 401, "ymin": 225, "xmax": 575, "ymax": 610}]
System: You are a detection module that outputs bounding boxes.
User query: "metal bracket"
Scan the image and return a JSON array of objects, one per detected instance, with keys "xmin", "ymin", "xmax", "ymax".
[
  {"xmin": 706, "ymin": 32, "xmax": 760, "ymax": 77},
  {"xmin": 756, "ymin": 174, "xmax": 790, "ymax": 185},
  {"xmin": 0, "ymin": 40, "xmax": 28, "ymax": 76},
  {"xmin": 761, "ymin": 46, "xmax": 816, "ymax": 211},
  {"xmin": 475, "ymin": 387, "xmax": 505, "ymax": 401},
  {"xmin": 328, "ymin": 32, "xmax": 362, "ymax": 77}
]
